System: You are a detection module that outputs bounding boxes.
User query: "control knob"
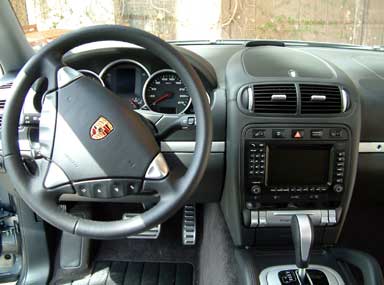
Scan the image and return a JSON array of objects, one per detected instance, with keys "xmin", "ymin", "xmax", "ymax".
[
  {"xmin": 333, "ymin": 184, "xmax": 343, "ymax": 193},
  {"xmin": 251, "ymin": 185, "xmax": 261, "ymax": 195}
]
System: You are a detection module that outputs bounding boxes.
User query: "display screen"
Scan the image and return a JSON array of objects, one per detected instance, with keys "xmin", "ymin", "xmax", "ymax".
[
  {"xmin": 268, "ymin": 145, "xmax": 331, "ymax": 186},
  {"xmin": 114, "ymin": 68, "xmax": 136, "ymax": 94}
]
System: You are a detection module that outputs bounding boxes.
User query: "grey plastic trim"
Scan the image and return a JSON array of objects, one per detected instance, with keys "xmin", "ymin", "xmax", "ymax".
[
  {"xmin": 250, "ymin": 209, "xmax": 337, "ymax": 227},
  {"xmin": 0, "ymin": 140, "xmax": 225, "ymax": 156},
  {"xmin": 359, "ymin": 142, "xmax": 384, "ymax": 153},
  {"xmin": 57, "ymin": 66, "xmax": 83, "ymax": 89},
  {"xmin": 247, "ymin": 86, "xmax": 253, "ymax": 111},
  {"xmin": 44, "ymin": 162, "xmax": 70, "ymax": 188},
  {"xmin": 259, "ymin": 264, "xmax": 345, "ymax": 285},
  {"xmin": 78, "ymin": 69, "xmax": 105, "ymax": 86},
  {"xmin": 160, "ymin": 141, "xmax": 225, "ymax": 153},
  {"xmin": 145, "ymin": 153, "xmax": 169, "ymax": 179},
  {"xmin": 341, "ymin": 89, "xmax": 349, "ymax": 112},
  {"xmin": 250, "ymin": 211, "xmax": 259, "ymax": 227}
]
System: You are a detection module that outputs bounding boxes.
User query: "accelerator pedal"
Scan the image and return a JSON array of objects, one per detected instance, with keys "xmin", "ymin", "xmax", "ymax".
[{"xmin": 182, "ymin": 205, "xmax": 196, "ymax": 245}]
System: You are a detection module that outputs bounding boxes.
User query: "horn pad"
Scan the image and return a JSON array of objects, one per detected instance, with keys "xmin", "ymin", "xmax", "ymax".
[{"xmin": 49, "ymin": 76, "xmax": 159, "ymax": 182}]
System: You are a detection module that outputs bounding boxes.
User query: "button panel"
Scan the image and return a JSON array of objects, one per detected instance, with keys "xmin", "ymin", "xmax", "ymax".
[
  {"xmin": 333, "ymin": 149, "xmax": 346, "ymax": 192},
  {"xmin": 245, "ymin": 126, "xmax": 349, "ymax": 141},
  {"xmin": 75, "ymin": 179, "xmax": 142, "ymax": 199},
  {"xmin": 243, "ymin": 125, "xmax": 349, "ymax": 211},
  {"xmin": 247, "ymin": 142, "xmax": 266, "ymax": 179}
]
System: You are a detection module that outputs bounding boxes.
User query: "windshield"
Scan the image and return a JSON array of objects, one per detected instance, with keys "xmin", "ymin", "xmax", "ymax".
[{"xmin": 11, "ymin": 0, "xmax": 384, "ymax": 48}]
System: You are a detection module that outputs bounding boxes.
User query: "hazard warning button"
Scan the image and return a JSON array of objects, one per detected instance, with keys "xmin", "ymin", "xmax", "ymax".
[{"xmin": 292, "ymin": 130, "xmax": 304, "ymax": 139}]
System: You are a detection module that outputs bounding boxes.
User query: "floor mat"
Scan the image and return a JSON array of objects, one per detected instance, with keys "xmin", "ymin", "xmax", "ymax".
[{"xmin": 70, "ymin": 261, "xmax": 194, "ymax": 285}]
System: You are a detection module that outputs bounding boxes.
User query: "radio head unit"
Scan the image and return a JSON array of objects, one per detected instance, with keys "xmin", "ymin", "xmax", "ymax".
[{"xmin": 243, "ymin": 126, "xmax": 349, "ymax": 210}]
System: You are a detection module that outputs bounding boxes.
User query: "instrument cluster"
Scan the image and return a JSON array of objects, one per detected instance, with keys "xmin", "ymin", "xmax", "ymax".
[{"xmin": 79, "ymin": 59, "xmax": 210, "ymax": 114}]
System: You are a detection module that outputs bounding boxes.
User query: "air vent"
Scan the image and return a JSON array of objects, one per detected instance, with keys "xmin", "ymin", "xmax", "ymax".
[
  {"xmin": 0, "ymin": 82, "xmax": 12, "ymax": 127},
  {"xmin": 0, "ymin": 82, "xmax": 12, "ymax": 90},
  {"xmin": 300, "ymin": 84, "xmax": 344, "ymax": 114},
  {"xmin": 251, "ymin": 84, "xmax": 297, "ymax": 113}
]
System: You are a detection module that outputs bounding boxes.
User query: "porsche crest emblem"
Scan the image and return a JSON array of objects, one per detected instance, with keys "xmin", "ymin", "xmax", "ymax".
[{"xmin": 90, "ymin": 116, "xmax": 114, "ymax": 140}]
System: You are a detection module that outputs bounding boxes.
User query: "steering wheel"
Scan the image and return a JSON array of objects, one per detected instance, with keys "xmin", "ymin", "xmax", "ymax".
[{"xmin": 2, "ymin": 25, "xmax": 212, "ymax": 239}]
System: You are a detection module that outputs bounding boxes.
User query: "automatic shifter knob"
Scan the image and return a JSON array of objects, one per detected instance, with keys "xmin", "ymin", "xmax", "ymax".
[{"xmin": 291, "ymin": 214, "xmax": 314, "ymax": 281}]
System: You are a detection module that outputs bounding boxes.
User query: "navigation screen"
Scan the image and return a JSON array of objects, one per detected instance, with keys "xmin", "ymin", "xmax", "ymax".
[{"xmin": 268, "ymin": 145, "xmax": 331, "ymax": 186}]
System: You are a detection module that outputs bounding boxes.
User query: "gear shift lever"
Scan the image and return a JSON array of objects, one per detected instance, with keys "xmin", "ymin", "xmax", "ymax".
[{"xmin": 291, "ymin": 214, "xmax": 314, "ymax": 282}]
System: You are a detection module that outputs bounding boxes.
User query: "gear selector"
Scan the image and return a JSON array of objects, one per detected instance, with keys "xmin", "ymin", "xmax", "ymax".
[
  {"xmin": 259, "ymin": 214, "xmax": 346, "ymax": 284},
  {"xmin": 291, "ymin": 214, "xmax": 314, "ymax": 282}
]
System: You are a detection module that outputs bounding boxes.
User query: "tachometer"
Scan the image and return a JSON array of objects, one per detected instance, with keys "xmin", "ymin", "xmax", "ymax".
[{"xmin": 143, "ymin": 70, "xmax": 191, "ymax": 114}]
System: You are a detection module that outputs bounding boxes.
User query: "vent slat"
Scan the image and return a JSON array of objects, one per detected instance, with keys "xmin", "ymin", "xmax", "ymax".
[
  {"xmin": 0, "ymin": 82, "xmax": 12, "ymax": 89},
  {"xmin": 252, "ymin": 84, "xmax": 297, "ymax": 114},
  {"xmin": 0, "ymin": 82, "xmax": 11, "ymax": 127},
  {"xmin": 300, "ymin": 84, "xmax": 342, "ymax": 114}
]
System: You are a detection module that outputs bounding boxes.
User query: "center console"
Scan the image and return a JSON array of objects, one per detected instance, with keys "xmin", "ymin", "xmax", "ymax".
[{"xmin": 242, "ymin": 125, "xmax": 350, "ymax": 228}]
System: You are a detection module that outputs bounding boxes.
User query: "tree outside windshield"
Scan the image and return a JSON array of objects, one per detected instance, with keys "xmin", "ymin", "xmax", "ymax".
[{"xmin": 10, "ymin": 0, "xmax": 384, "ymax": 48}]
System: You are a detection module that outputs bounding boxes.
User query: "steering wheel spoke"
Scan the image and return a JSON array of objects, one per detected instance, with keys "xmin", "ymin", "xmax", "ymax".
[
  {"xmin": 29, "ymin": 158, "xmax": 74, "ymax": 199},
  {"xmin": 143, "ymin": 171, "xmax": 179, "ymax": 198},
  {"xmin": 37, "ymin": 51, "xmax": 66, "ymax": 92}
]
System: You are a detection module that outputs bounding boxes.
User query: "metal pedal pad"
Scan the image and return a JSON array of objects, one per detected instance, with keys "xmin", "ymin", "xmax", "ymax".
[
  {"xmin": 182, "ymin": 205, "xmax": 196, "ymax": 245},
  {"xmin": 122, "ymin": 213, "xmax": 161, "ymax": 239}
]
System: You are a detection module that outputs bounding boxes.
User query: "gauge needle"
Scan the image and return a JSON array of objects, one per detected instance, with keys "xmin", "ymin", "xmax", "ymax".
[{"xmin": 151, "ymin": 92, "xmax": 173, "ymax": 105}]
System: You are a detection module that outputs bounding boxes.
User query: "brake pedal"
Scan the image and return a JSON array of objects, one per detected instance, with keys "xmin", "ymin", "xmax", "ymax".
[
  {"xmin": 182, "ymin": 205, "xmax": 196, "ymax": 245},
  {"xmin": 122, "ymin": 213, "xmax": 161, "ymax": 239}
]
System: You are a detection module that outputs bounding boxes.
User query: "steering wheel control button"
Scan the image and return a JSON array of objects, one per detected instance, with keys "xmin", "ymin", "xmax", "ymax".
[
  {"xmin": 126, "ymin": 180, "xmax": 141, "ymax": 194},
  {"xmin": 110, "ymin": 182, "xmax": 125, "ymax": 198},
  {"xmin": 76, "ymin": 183, "xmax": 92, "ymax": 198},
  {"xmin": 74, "ymin": 179, "xmax": 143, "ymax": 199},
  {"xmin": 93, "ymin": 183, "xmax": 109, "ymax": 198}
]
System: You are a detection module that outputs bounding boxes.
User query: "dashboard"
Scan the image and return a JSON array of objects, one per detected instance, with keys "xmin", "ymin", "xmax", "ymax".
[{"xmin": 1, "ymin": 40, "xmax": 384, "ymax": 249}]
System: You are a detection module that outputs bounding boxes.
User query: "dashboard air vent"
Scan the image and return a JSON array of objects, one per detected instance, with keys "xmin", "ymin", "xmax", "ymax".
[
  {"xmin": 0, "ymin": 82, "xmax": 12, "ymax": 127},
  {"xmin": 251, "ymin": 84, "xmax": 297, "ymax": 113},
  {"xmin": 300, "ymin": 84, "xmax": 344, "ymax": 114}
]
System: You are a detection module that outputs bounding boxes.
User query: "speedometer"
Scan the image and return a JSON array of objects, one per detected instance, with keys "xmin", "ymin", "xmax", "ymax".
[{"xmin": 143, "ymin": 70, "xmax": 191, "ymax": 114}]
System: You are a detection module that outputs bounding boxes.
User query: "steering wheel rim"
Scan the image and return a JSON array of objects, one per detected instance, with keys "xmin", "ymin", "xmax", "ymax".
[{"xmin": 2, "ymin": 25, "xmax": 212, "ymax": 239}]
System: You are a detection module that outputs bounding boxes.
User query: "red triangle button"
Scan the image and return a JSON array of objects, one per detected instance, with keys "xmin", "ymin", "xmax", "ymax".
[{"xmin": 294, "ymin": 131, "xmax": 302, "ymax": 138}]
